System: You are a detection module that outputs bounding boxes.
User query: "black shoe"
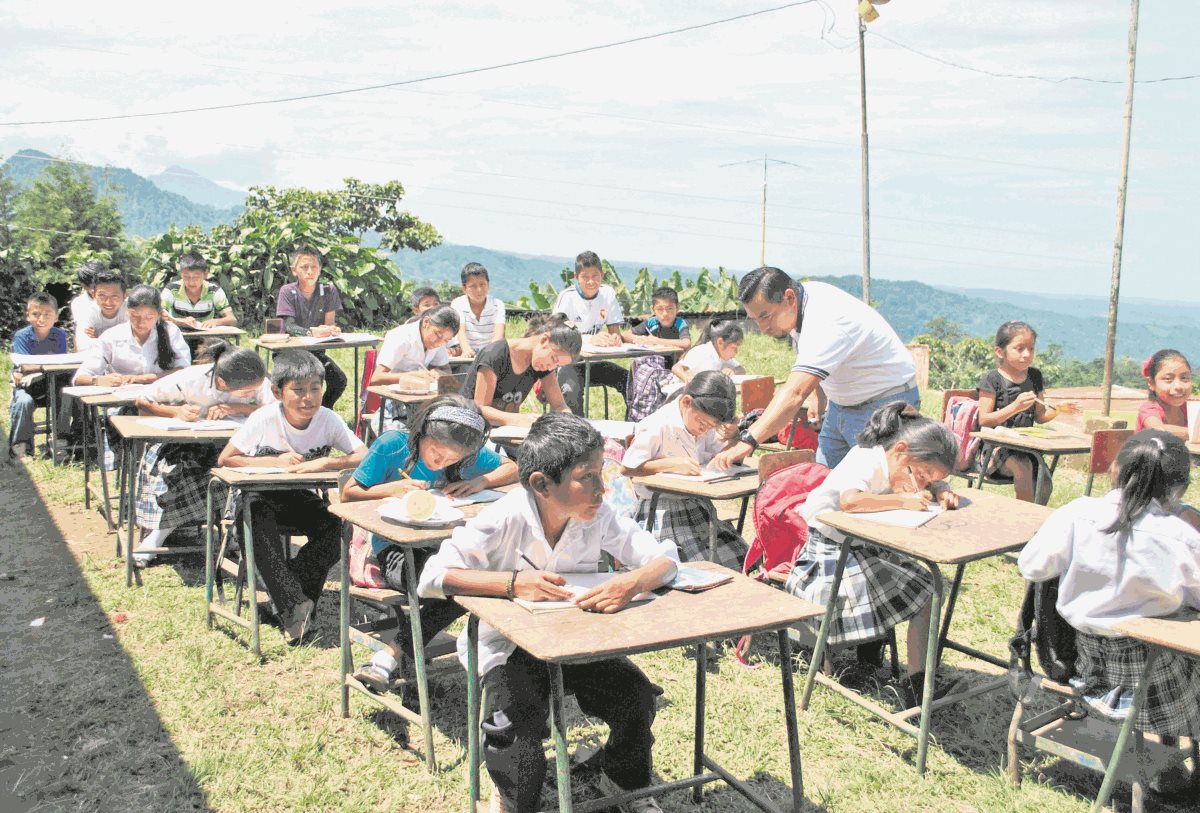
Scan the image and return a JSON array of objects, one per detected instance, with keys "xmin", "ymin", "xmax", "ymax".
[{"xmin": 856, "ymin": 639, "xmax": 886, "ymax": 669}]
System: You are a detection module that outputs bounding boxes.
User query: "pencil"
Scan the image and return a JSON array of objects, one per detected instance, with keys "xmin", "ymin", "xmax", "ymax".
[{"xmin": 518, "ymin": 551, "xmax": 538, "ymax": 570}]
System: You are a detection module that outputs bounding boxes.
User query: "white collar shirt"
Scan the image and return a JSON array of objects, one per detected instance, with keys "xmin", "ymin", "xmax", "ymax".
[
  {"xmin": 622, "ymin": 400, "xmax": 725, "ymax": 500},
  {"xmin": 551, "ymin": 285, "xmax": 624, "ymax": 335},
  {"xmin": 377, "ymin": 321, "xmax": 449, "ymax": 373},
  {"xmin": 74, "ymin": 321, "xmax": 190, "ymax": 382}
]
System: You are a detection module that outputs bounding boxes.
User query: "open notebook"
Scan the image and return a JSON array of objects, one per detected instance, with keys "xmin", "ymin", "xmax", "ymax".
[
  {"xmin": 513, "ymin": 571, "xmax": 657, "ymax": 613},
  {"xmin": 850, "ymin": 506, "xmax": 943, "ymax": 529},
  {"xmin": 659, "ymin": 463, "xmax": 754, "ymax": 483}
]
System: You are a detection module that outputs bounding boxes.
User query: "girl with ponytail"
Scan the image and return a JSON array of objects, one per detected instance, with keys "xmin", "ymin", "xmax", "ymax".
[
  {"xmin": 786, "ymin": 400, "xmax": 961, "ymax": 707},
  {"xmin": 1020, "ymin": 429, "xmax": 1200, "ymax": 745},
  {"xmin": 130, "ymin": 339, "xmax": 273, "ymax": 568},
  {"xmin": 663, "ymin": 319, "xmax": 746, "ymax": 397},
  {"xmin": 73, "ymin": 284, "xmax": 191, "ymax": 387}
]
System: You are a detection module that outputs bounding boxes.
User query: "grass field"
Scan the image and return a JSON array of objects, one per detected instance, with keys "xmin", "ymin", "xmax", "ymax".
[{"xmin": 2, "ymin": 329, "xmax": 1195, "ymax": 813}]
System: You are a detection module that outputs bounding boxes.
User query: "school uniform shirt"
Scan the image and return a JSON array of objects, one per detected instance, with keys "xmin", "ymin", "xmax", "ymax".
[
  {"xmin": 11, "ymin": 325, "xmax": 69, "ymax": 356},
  {"xmin": 418, "ymin": 487, "xmax": 679, "ymax": 676},
  {"xmin": 229, "ymin": 403, "xmax": 363, "ymax": 459},
  {"xmin": 451, "ymin": 294, "xmax": 506, "ymax": 354},
  {"xmin": 799, "ymin": 445, "xmax": 890, "ymax": 543},
  {"xmin": 631, "ymin": 315, "xmax": 687, "ymax": 341},
  {"xmin": 1135, "ymin": 400, "xmax": 1171, "ymax": 432},
  {"xmin": 142, "ymin": 363, "xmax": 275, "ymax": 412},
  {"xmin": 551, "ymin": 285, "xmax": 624, "ymax": 336},
  {"xmin": 376, "ymin": 321, "xmax": 450, "ymax": 372},
  {"xmin": 70, "ymin": 293, "xmax": 96, "ymax": 335},
  {"xmin": 161, "ymin": 280, "xmax": 232, "ymax": 322},
  {"xmin": 789, "ymin": 281, "xmax": 915, "ymax": 407},
  {"xmin": 351, "ymin": 429, "xmax": 506, "ymax": 553},
  {"xmin": 623, "ymin": 399, "xmax": 724, "ymax": 501},
  {"xmin": 460, "ymin": 340, "xmax": 553, "ymax": 412},
  {"xmin": 662, "ymin": 341, "xmax": 740, "ymax": 396},
  {"xmin": 74, "ymin": 300, "xmax": 128, "ymax": 351},
  {"xmin": 74, "ymin": 322, "xmax": 191, "ymax": 383},
  {"xmin": 275, "ymin": 282, "xmax": 343, "ymax": 329},
  {"xmin": 1018, "ymin": 490, "xmax": 1200, "ymax": 636}
]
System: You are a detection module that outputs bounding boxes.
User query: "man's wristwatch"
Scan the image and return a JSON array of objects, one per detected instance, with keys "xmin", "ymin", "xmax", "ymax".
[{"xmin": 737, "ymin": 430, "xmax": 759, "ymax": 451}]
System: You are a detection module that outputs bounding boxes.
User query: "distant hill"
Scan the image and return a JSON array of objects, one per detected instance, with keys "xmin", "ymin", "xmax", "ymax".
[
  {"xmin": 936, "ymin": 285, "xmax": 1200, "ymax": 328},
  {"xmin": 147, "ymin": 165, "xmax": 246, "ymax": 209},
  {"xmin": 2, "ymin": 149, "xmax": 240, "ymax": 237}
]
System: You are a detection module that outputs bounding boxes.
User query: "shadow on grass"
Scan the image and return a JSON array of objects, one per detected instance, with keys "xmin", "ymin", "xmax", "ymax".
[{"xmin": 0, "ymin": 460, "xmax": 211, "ymax": 813}]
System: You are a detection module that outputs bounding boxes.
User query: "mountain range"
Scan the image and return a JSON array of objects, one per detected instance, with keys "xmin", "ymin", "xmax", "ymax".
[{"xmin": 4, "ymin": 148, "xmax": 1196, "ymax": 361}]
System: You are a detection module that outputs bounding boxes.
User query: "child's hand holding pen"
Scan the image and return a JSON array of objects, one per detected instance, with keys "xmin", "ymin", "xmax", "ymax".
[{"xmin": 514, "ymin": 551, "xmax": 573, "ymax": 602}]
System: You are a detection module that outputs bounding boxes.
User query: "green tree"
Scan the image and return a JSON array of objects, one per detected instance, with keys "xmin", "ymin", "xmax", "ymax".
[{"xmin": 0, "ymin": 168, "xmax": 39, "ymax": 343}]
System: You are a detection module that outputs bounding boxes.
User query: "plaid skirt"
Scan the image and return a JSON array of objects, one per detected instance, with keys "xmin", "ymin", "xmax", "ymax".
[
  {"xmin": 625, "ymin": 356, "xmax": 672, "ymax": 423},
  {"xmin": 633, "ymin": 496, "xmax": 748, "ymax": 571},
  {"xmin": 1070, "ymin": 631, "xmax": 1200, "ymax": 736},
  {"xmin": 135, "ymin": 443, "xmax": 222, "ymax": 530},
  {"xmin": 784, "ymin": 527, "xmax": 933, "ymax": 646}
]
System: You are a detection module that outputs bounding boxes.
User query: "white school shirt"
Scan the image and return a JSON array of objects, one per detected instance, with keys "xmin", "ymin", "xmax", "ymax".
[
  {"xmin": 143, "ymin": 363, "xmax": 275, "ymax": 412},
  {"xmin": 551, "ymin": 285, "xmax": 624, "ymax": 336},
  {"xmin": 74, "ymin": 321, "xmax": 190, "ymax": 383},
  {"xmin": 789, "ymin": 281, "xmax": 914, "ymax": 407},
  {"xmin": 623, "ymin": 400, "xmax": 725, "ymax": 501},
  {"xmin": 1018, "ymin": 490, "xmax": 1200, "ymax": 636},
  {"xmin": 376, "ymin": 321, "xmax": 449, "ymax": 373},
  {"xmin": 662, "ymin": 341, "xmax": 741, "ymax": 396},
  {"xmin": 74, "ymin": 299, "xmax": 129, "ymax": 351},
  {"xmin": 799, "ymin": 445, "xmax": 891, "ymax": 543},
  {"xmin": 229, "ymin": 403, "xmax": 363, "ymax": 458},
  {"xmin": 418, "ymin": 487, "xmax": 679, "ymax": 677},
  {"xmin": 451, "ymin": 294, "xmax": 506, "ymax": 354}
]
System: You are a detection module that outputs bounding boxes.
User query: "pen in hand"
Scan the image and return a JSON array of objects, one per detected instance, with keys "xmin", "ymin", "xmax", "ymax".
[{"xmin": 518, "ymin": 551, "xmax": 538, "ymax": 570}]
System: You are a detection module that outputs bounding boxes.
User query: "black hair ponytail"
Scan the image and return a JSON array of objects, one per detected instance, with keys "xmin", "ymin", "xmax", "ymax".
[
  {"xmin": 525, "ymin": 312, "xmax": 583, "ymax": 358},
  {"xmin": 699, "ymin": 319, "xmax": 744, "ymax": 346},
  {"xmin": 857, "ymin": 401, "xmax": 958, "ymax": 471},
  {"xmin": 684, "ymin": 370, "xmax": 737, "ymax": 423},
  {"xmin": 127, "ymin": 284, "xmax": 180, "ymax": 371},
  {"xmin": 199, "ymin": 340, "xmax": 266, "ymax": 390},
  {"xmin": 1104, "ymin": 429, "xmax": 1190, "ymax": 535}
]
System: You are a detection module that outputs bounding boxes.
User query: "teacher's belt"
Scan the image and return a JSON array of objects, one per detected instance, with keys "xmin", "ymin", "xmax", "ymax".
[{"xmin": 837, "ymin": 377, "xmax": 919, "ymax": 410}]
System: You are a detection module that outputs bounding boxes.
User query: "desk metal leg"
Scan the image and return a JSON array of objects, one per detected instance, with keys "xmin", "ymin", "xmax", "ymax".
[
  {"xmin": 340, "ymin": 524, "xmax": 351, "ymax": 718},
  {"xmin": 1034, "ymin": 455, "xmax": 1053, "ymax": 506},
  {"xmin": 915, "ymin": 563, "xmax": 945, "ymax": 775},
  {"xmin": 125, "ymin": 440, "xmax": 144, "ymax": 587},
  {"xmin": 549, "ymin": 663, "xmax": 573, "ymax": 813},
  {"xmin": 778, "ymin": 628, "xmax": 804, "ymax": 812},
  {"xmin": 353, "ymin": 348, "xmax": 361, "ymax": 420},
  {"xmin": 95, "ymin": 407, "xmax": 116, "ymax": 531},
  {"xmin": 404, "ymin": 549, "xmax": 437, "ymax": 771},
  {"xmin": 466, "ymin": 616, "xmax": 481, "ymax": 813},
  {"xmin": 935, "ymin": 564, "xmax": 967, "ymax": 662},
  {"xmin": 642, "ymin": 493, "xmax": 659, "ymax": 534},
  {"xmin": 205, "ymin": 477, "xmax": 218, "ymax": 629},
  {"xmin": 801, "ymin": 540, "xmax": 852, "ymax": 710},
  {"xmin": 704, "ymin": 501, "xmax": 719, "ymax": 563},
  {"xmin": 582, "ymin": 361, "xmax": 592, "ymax": 418},
  {"xmin": 693, "ymin": 637, "xmax": 708, "ymax": 803},
  {"xmin": 1092, "ymin": 647, "xmax": 1159, "ymax": 813},
  {"xmin": 83, "ymin": 403, "xmax": 92, "ymax": 510},
  {"xmin": 242, "ymin": 494, "xmax": 262, "ymax": 658},
  {"xmin": 47, "ymin": 371, "xmax": 59, "ymax": 466}
]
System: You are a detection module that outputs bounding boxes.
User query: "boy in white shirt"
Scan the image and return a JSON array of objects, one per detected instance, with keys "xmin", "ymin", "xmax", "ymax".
[
  {"xmin": 217, "ymin": 350, "xmax": 366, "ymax": 642},
  {"xmin": 75, "ymin": 269, "xmax": 129, "ymax": 351},
  {"xmin": 451, "ymin": 262, "xmax": 507, "ymax": 359},
  {"xmin": 551, "ymin": 251, "xmax": 629, "ymax": 415},
  {"xmin": 418, "ymin": 413, "xmax": 678, "ymax": 813}
]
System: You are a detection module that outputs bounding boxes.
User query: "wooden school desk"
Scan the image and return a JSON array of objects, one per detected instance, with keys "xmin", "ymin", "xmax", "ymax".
[
  {"xmin": 254, "ymin": 333, "xmax": 381, "ymax": 411},
  {"xmin": 15, "ymin": 361, "xmax": 81, "ymax": 465},
  {"xmin": 577, "ymin": 343, "xmax": 661, "ymax": 419},
  {"xmin": 804, "ymin": 489, "xmax": 1053, "ymax": 774},
  {"xmin": 329, "ymin": 492, "xmax": 512, "ymax": 772},
  {"xmin": 631, "ymin": 457, "xmax": 760, "ymax": 559},
  {"xmin": 203, "ymin": 468, "xmax": 342, "ymax": 658},
  {"xmin": 457, "ymin": 562, "xmax": 823, "ymax": 813},
  {"xmin": 1187, "ymin": 441, "xmax": 1200, "ymax": 462},
  {"xmin": 109, "ymin": 415, "xmax": 238, "ymax": 588},
  {"xmin": 178, "ymin": 325, "xmax": 245, "ymax": 344},
  {"xmin": 971, "ymin": 427, "xmax": 1093, "ymax": 505},
  {"xmin": 72, "ymin": 388, "xmax": 143, "ymax": 532}
]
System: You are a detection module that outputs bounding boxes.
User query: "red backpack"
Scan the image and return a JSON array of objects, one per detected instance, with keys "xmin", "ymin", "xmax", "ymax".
[
  {"xmin": 943, "ymin": 395, "xmax": 981, "ymax": 472},
  {"xmin": 745, "ymin": 460, "xmax": 830, "ymax": 579}
]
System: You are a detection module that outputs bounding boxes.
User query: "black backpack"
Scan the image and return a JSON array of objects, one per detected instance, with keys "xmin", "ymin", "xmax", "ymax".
[{"xmin": 1008, "ymin": 578, "xmax": 1078, "ymax": 695}]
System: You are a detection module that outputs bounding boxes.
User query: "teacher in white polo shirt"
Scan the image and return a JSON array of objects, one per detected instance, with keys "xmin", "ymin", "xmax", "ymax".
[{"xmin": 712, "ymin": 266, "xmax": 918, "ymax": 469}]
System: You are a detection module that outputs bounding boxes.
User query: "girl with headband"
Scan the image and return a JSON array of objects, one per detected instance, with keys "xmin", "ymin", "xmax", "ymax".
[{"xmin": 340, "ymin": 394, "xmax": 517, "ymax": 694}]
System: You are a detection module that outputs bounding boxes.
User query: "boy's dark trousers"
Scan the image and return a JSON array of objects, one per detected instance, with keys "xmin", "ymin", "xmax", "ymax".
[
  {"xmin": 312, "ymin": 351, "xmax": 347, "ymax": 409},
  {"xmin": 556, "ymin": 361, "xmax": 628, "ymax": 415},
  {"xmin": 247, "ymin": 490, "xmax": 341, "ymax": 616},
  {"xmin": 482, "ymin": 648, "xmax": 657, "ymax": 813}
]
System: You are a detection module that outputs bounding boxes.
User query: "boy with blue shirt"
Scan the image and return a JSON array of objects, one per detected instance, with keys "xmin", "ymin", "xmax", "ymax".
[{"xmin": 9, "ymin": 292, "xmax": 70, "ymax": 458}]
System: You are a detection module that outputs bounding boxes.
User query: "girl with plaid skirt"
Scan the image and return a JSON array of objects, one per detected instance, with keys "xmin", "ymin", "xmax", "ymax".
[
  {"xmin": 1019, "ymin": 430, "xmax": 1200, "ymax": 751},
  {"xmin": 131, "ymin": 341, "xmax": 273, "ymax": 567},
  {"xmin": 622, "ymin": 371, "xmax": 748, "ymax": 570},
  {"xmin": 786, "ymin": 401, "xmax": 961, "ymax": 706}
]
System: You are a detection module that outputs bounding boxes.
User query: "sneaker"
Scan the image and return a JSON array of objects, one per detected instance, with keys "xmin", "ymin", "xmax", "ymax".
[
  {"xmin": 9, "ymin": 442, "xmax": 29, "ymax": 459},
  {"xmin": 279, "ymin": 599, "xmax": 314, "ymax": 644},
  {"xmin": 353, "ymin": 661, "xmax": 393, "ymax": 694},
  {"xmin": 597, "ymin": 774, "xmax": 662, "ymax": 813},
  {"xmin": 132, "ymin": 540, "xmax": 158, "ymax": 569}
]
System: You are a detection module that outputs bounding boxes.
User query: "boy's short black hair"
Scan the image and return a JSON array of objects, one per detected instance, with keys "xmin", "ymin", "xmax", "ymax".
[
  {"xmin": 411, "ymin": 286, "xmax": 439, "ymax": 310},
  {"xmin": 651, "ymin": 287, "xmax": 679, "ymax": 307},
  {"xmin": 270, "ymin": 349, "xmax": 325, "ymax": 389},
  {"xmin": 290, "ymin": 246, "xmax": 321, "ymax": 268},
  {"xmin": 517, "ymin": 413, "xmax": 603, "ymax": 488},
  {"xmin": 460, "ymin": 262, "xmax": 489, "ymax": 285},
  {"xmin": 574, "ymin": 251, "xmax": 601, "ymax": 275},
  {"xmin": 179, "ymin": 252, "xmax": 208, "ymax": 273},
  {"xmin": 93, "ymin": 269, "xmax": 127, "ymax": 291},
  {"xmin": 28, "ymin": 291, "xmax": 59, "ymax": 311},
  {"xmin": 75, "ymin": 259, "xmax": 106, "ymax": 289}
]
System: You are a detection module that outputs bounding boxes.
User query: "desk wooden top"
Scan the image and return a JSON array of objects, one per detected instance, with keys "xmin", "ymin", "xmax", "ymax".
[
  {"xmin": 329, "ymin": 489, "xmax": 514, "ymax": 547},
  {"xmin": 972, "ymin": 427, "xmax": 1092, "ymax": 455},
  {"xmin": 179, "ymin": 326, "xmax": 245, "ymax": 338},
  {"xmin": 254, "ymin": 335, "xmax": 380, "ymax": 351},
  {"xmin": 79, "ymin": 391, "xmax": 143, "ymax": 407},
  {"xmin": 19, "ymin": 362, "xmax": 82, "ymax": 373},
  {"xmin": 367, "ymin": 384, "xmax": 438, "ymax": 405},
  {"xmin": 209, "ymin": 467, "xmax": 342, "ymax": 489},
  {"xmin": 455, "ymin": 562, "xmax": 823, "ymax": 665},
  {"xmin": 632, "ymin": 457, "xmax": 760, "ymax": 500},
  {"xmin": 817, "ymin": 488, "xmax": 1053, "ymax": 565},
  {"xmin": 579, "ymin": 345, "xmax": 661, "ymax": 360},
  {"xmin": 1188, "ymin": 442, "xmax": 1200, "ymax": 460},
  {"xmin": 108, "ymin": 414, "xmax": 238, "ymax": 443},
  {"xmin": 1115, "ymin": 614, "xmax": 1200, "ymax": 659}
]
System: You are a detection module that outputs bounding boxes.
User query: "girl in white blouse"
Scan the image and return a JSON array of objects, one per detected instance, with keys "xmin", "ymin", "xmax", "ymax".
[{"xmin": 74, "ymin": 284, "xmax": 190, "ymax": 386}]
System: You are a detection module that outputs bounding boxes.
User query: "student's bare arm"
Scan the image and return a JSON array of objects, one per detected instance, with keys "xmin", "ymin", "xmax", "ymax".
[
  {"xmin": 541, "ymin": 374, "xmax": 572, "ymax": 414},
  {"xmin": 575, "ymin": 556, "xmax": 676, "ymax": 613},
  {"xmin": 442, "ymin": 568, "xmax": 572, "ymax": 601}
]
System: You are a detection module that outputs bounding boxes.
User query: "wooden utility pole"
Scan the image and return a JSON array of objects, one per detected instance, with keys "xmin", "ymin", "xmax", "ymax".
[
  {"xmin": 858, "ymin": 15, "xmax": 872, "ymax": 305},
  {"xmin": 719, "ymin": 156, "xmax": 807, "ymax": 267},
  {"xmin": 1102, "ymin": 0, "xmax": 1140, "ymax": 416}
]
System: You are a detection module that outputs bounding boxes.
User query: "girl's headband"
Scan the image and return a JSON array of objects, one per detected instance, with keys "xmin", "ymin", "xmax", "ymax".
[
  {"xmin": 429, "ymin": 405, "xmax": 486, "ymax": 433},
  {"xmin": 1141, "ymin": 356, "xmax": 1153, "ymax": 378}
]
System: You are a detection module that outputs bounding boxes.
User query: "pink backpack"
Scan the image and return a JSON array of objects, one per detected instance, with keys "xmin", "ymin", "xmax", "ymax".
[
  {"xmin": 745, "ymin": 461, "xmax": 830, "ymax": 579},
  {"xmin": 349, "ymin": 527, "xmax": 387, "ymax": 589},
  {"xmin": 943, "ymin": 395, "xmax": 981, "ymax": 472}
]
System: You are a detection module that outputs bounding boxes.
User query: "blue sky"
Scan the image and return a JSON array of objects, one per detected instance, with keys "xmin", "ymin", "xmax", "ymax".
[{"xmin": 1, "ymin": 1, "xmax": 1196, "ymax": 301}]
